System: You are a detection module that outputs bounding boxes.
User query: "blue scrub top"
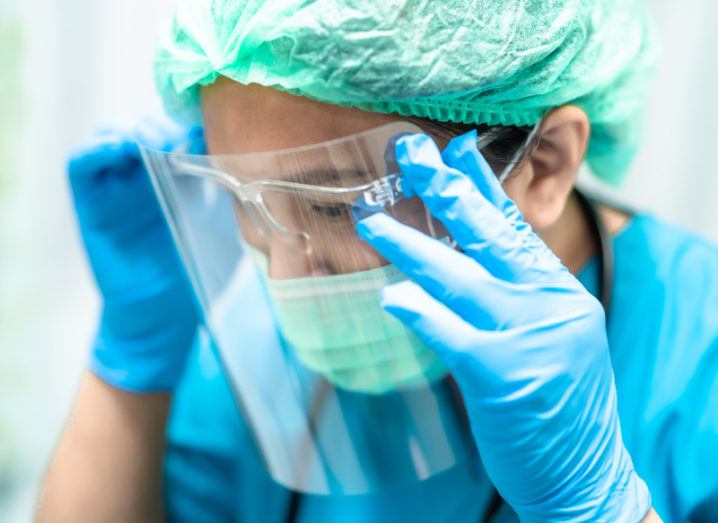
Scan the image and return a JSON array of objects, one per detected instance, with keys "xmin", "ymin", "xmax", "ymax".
[{"xmin": 164, "ymin": 214, "xmax": 718, "ymax": 522}]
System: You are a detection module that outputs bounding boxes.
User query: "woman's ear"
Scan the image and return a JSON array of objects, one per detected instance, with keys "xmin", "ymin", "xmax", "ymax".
[{"xmin": 504, "ymin": 105, "xmax": 590, "ymax": 230}]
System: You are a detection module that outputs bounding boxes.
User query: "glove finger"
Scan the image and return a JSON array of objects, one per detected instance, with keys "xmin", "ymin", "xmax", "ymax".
[
  {"xmin": 380, "ymin": 280, "xmax": 484, "ymax": 368},
  {"xmin": 441, "ymin": 132, "xmax": 520, "ymax": 224},
  {"xmin": 70, "ymin": 112, "xmax": 202, "ymax": 192},
  {"xmin": 185, "ymin": 126, "xmax": 206, "ymax": 155},
  {"xmin": 441, "ymin": 131, "xmax": 554, "ymax": 261},
  {"xmin": 357, "ymin": 212, "xmax": 507, "ymax": 329},
  {"xmin": 68, "ymin": 133, "xmax": 166, "ymax": 233},
  {"xmin": 396, "ymin": 134, "xmax": 563, "ymax": 282},
  {"xmin": 382, "ymin": 280, "xmax": 579, "ymax": 396},
  {"xmin": 67, "ymin": 136, "xmax": 139, "ymax": 193}
]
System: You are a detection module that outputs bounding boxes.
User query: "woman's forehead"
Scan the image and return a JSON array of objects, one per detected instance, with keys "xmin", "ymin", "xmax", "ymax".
[{"xmin": 201, "ymin": 79, "xmax": 397, "ymax": 155}]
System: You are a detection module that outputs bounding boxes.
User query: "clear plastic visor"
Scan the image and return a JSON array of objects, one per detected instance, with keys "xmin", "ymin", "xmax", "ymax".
[
  {"xmin": 138, "ymin": 122, "xmax": 512, "ymax": 495},
  {"xmin": 167, "ymin": 122, "xmax": 456, "ymax": 278}
]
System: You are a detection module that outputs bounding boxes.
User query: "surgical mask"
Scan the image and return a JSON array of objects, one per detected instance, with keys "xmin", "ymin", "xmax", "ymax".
[{"xmin": 249, "ymin": 247, "xmax": 447, "ymax": 394}]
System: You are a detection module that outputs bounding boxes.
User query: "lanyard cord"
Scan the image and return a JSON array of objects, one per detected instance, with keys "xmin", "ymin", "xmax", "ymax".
[
  {"xmin": 573, "ymin": 189, "xmax": 614, "ymax": 314},
  {"xmin": 284, "ymin": 189, "xmax": 614, "ymax": 523}
]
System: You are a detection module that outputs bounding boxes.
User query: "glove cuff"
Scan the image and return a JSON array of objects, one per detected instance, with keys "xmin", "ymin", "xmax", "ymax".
[
  {"xmin": 515, "ymin": 445, "xmax": 652, "ymax": 523},
  {"xmin": 90, "ymin": 321, "xmax": 198, "ymax": 393}
]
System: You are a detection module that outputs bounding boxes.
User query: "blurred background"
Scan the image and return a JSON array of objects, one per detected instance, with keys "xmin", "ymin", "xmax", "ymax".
[{"xmin": 0, "ymin": 1, "xmax": 716, "ymax": 520}]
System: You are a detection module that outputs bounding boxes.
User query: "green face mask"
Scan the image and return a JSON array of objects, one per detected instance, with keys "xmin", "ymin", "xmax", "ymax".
[{"xmin": 250, "ymin": 249, "xmax": 447, "ymax": 395}]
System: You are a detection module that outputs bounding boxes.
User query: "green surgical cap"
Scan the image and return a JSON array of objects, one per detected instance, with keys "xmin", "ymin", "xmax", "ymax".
[{"xmin": 155, "ymin": 0, "xmax": 657, "ymax": 184}]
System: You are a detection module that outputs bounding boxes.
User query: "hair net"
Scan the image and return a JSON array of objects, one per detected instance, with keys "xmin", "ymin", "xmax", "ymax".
[{"xmin": 155, "ymin": 1, "xmax": 657, "ymax": 184}]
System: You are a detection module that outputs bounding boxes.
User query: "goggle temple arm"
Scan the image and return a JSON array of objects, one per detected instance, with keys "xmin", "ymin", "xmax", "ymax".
[
  {"xmin": 350, "ymin": 173, "xmax": 405, "ymax": 223},
  {"xmin": 349, "ymin": 125, "xmax": 516, "ymax": 225},
  {"xmin": 496, "ymin": 119, "xmax": 543, "ymax": 184}
]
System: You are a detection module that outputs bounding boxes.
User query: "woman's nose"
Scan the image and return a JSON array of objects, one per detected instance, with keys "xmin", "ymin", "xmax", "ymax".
[{"xmin": 268, "ymin": 235, "xmax": 334, "ymax": 279}]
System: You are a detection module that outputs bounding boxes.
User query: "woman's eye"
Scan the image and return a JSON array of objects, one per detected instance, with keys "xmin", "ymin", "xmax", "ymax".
[{"xmin": 310, "ymin": 203, "xmax": 349, "ymax": 218}]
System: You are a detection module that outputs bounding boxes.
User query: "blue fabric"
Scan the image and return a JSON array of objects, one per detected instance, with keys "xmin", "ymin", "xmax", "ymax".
[{"xmin": 164, "ymin": 214, "xmax": 718, "ymax": 522}]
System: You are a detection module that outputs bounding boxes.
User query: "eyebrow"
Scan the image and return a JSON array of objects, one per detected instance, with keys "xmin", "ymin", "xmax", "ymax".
[{"xmin": 286, "ymin": 168, "xmax": 380, "ymax": 186}]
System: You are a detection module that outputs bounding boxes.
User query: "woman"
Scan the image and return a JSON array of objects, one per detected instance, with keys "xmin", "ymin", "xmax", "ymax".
[{"xmin": 38, "ymin": 2, "xmax": 717, "ymax": 522}]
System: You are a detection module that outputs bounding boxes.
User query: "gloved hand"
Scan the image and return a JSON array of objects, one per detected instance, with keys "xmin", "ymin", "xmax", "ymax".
[
  {"xmin": 68, "ymin": 116, "xmax": 204, "ymax": 392},
  {"xmin": 356, "ymin": 131, "xmax": 651, "ymax": 522}
]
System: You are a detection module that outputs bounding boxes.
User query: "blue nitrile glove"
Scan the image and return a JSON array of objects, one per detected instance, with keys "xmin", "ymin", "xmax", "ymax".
[
  {"xmin": 68, "ymin": 116, "xmax": 205, "ymax": 392},
  {"xmin": 356, "ymin": 131, "xmax": 652, "ymax": 522}
]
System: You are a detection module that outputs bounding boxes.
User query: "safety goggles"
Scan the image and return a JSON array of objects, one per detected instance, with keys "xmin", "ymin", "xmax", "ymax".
[{"xmin": 167, "ymin": 122, "xmax": 534, "ymax": 249}]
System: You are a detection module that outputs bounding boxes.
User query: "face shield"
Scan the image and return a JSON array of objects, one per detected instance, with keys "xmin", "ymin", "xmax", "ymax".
[{"xmin": 138, "ymin": 121, "xmax": 526, "ymax": 495}]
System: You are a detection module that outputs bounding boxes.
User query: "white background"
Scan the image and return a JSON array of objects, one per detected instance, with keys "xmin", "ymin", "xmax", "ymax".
[{"xmin": 0, "ymin": 1, "xmax": 716, "ymax": 521}]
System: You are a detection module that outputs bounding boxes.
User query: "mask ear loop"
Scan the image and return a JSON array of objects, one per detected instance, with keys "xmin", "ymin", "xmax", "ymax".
[{"xmin": 496, "ymin": 118, "xmax": 544, "ymax": 185}]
